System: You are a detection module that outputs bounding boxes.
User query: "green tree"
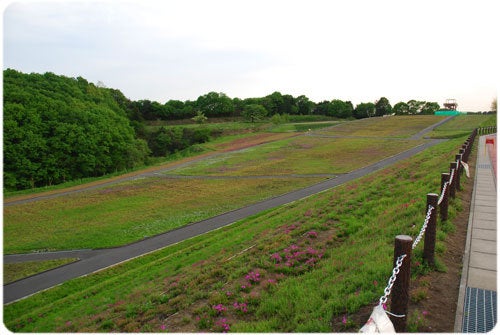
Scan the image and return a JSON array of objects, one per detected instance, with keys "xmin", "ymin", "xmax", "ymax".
[
  {"xmin": 263, "ymin": 91, "xmax": 284, "ymax": 115},
  {"xmin": 232, "ymin": 97, "xmax": 245, "ymax": 116},
  {"xmin": 393, "ymin": 102, "xmax": 410, "ymax": 115},
  {"xmin": 296, "ymin": 95, "xmax": 314, "ymax": 115},
  {"xmin": 242, "ymin": 104, "xmax": 268, "ymax": 122},
  {"xmin": 407, "ymin": 100, "xmax": 425, "ymax": 115},
  {"xmin": 281, "ymin": 94, "xmax": 297, "ymax": 114},
  {"xmin": 314, "ymin": 101, "xmax": 335, "ymax": 116},
  {"xmin": 353, "ymin": 102, "xmax": 376, "ymax": 119},
  {"xmin": 375, "ymin": 97, "xmax": 392, "ymax": 116},
  {"xmin": 331, "ymin": 99, "xmax": 354, "ymax": 118},
  {"xmin": 196, "ymin": 92, "xmax": 234, "ymax": 117},
  {"xmin": 3, "ymin": 69, "xmax": 149, "ymax": 190},
  {"xmin": 420, "ymin": 102, "xmax": 440, "ymax": 114}
]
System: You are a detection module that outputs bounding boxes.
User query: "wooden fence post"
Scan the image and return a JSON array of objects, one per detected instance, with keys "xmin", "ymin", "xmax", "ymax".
[
  {"xmin": 423, "ymin": 194, "xmax": 438, "ymax": 266},
  {"xmin": 440, "ymin": 173, "xmax": 450, "ymax": 222},
  {"xmin": 461, "ymin": 144, "xmax": 469, "ymax": 162},
  {"xmin": 459, "ymin": 148, "xmax": 465, "ymax": 163},
  {"xmin": 390, "ymin": 235, "xmax": 412, "ymax": 332}
]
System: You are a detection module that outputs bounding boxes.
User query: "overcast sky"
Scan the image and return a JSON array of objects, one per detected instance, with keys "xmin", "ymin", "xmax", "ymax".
[{"xmin": 2, "ymin": 0, "xmax": 498, "ymax": 111}]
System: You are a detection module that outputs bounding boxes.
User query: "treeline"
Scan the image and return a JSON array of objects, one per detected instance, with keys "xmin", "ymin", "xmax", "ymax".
[
  {"xmin": 3, "ymin": 69, "xmax": 149, "ymax": 190},
  {"xmin": 129, "ymin": 91, "xmax": 441, "ymax": 122},
  {"xmin": 3, "ymin": 69, "xmax": 441, "ymax": 190}
]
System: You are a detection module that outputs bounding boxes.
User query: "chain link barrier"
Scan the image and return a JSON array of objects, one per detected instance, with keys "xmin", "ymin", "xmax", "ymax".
[
  {"xmin": 437, "ymin": 160, "xmax": 458, "ymax": 206},
  {"xmin": 378, "ymin": 254, "xmax": 407, "ymax": 307},
  {"xmin": 437, "ymin": 181, "xmax": 448, "ymax": 205},
  {"xmin": 377, "ymin": 204, "xmax": 433, "ymax": 310},
  {"xmin": 449, "ymin": 163, "xmax": 456, "ymax": 185},
  {"xmin": 370, "ymin": 133, "xmax": 477, "ymax": 330},
  {"xmin": 412, "ymin": 205, "xmax": 434, "ymax": 250}
]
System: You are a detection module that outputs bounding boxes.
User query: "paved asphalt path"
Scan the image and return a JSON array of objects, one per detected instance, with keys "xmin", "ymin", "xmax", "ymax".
[{"xmin": 3, "ymin": 137, "xmax": 447, "ymax": 304}]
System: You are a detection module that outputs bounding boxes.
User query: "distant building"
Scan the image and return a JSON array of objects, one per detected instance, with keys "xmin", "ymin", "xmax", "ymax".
[
  {"xmin": 443, "ymin": 98, "xmax": 458, "ymax": 110},
  {"xmin": 435, "ymin": 98, "xmax": 461, "ymax": 115}
]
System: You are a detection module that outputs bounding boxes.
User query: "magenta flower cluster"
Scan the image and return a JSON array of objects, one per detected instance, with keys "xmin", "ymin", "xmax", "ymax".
[
  {"xmin": 233, "ymin": 301, "xmax": 249, "ymax": 313},
  {"xmin": 245, "ymin": 271, "xmax": 261, "ymax": 283},
  {"xmin": 215, "ymin": 318, "xmax": 230, "ymax": 332},
  {"xmin": 283, "ymin": 224, "xmax": 299, "ymax": 234},
  {"xmin": 240, "ymin": 270, "xmax": 261, "ymax": 291},
  {"xmin": 212, "ymin": 304, "xmax": 227, "ymax": 315},
  {"xmin": 307, "ymin": 230, "xmax": 318, "ymax": 238},
  {"xmin": 270, "ymin": 252, "xmax": 283, "ymax": 263},
  {"xmin": 271, "ymin": 244, "xmax": 324, "ymax": 269}
]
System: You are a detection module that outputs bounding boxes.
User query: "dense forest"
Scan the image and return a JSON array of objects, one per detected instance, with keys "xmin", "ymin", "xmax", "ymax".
[
  {"xmin": 3, "ymin": 69, "xmax": 151, "ymax": 190},
  {"xmin": 3, "ymin": 69, "xmax": 441, "ymax": 190}
]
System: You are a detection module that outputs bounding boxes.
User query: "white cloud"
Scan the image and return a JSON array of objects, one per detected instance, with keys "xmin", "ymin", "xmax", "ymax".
[{"xmin": 2, "ymin": 0, "xmax": 498, "ymax": 110}]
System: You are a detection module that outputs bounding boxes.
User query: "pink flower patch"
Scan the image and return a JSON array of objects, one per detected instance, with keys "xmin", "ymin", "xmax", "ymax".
[{"xmin": 307, "ymin": 231, "xmax": 318, "ymax": 238}]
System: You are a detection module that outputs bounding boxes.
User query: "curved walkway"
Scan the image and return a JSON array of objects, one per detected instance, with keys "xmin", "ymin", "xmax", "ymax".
[{"xmin": 3, "ymin": 138, "xmax": 446, "ymax": 304}]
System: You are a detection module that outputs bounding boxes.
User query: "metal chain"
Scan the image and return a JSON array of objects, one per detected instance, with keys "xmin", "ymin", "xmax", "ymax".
[
  {"xmin": 437, "ymin": 181, "xmax": 448, "ymax": 205},
  {"xmin": 437, "ymin": 159, "xmax": 459, "ymax": 206},
  {"xmin": 377, "ymin": 159, "xmax": 460, "ymax": 311},
  {"xmin": 412, "ymin": 205, "xmax": 434, "ymax": 250},
  {"xmin": 449, "ymin": 167, "xmax": 455, "ymax": 185},
  {"xmin": 378, "ymin": 254, "xmax": 407, "ymax": 306}
]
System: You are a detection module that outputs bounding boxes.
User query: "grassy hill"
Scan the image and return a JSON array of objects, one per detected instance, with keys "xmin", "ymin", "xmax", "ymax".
[{"xmin": 3, "ymin": 114, "xmax": 496, "ymax": 332}]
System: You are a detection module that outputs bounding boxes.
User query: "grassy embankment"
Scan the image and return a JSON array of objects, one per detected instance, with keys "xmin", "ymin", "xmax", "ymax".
[
  {"xmin": 427, "ymin": 114, "xmax": 496, "ymax": 138},
  {"xmin": 3, "ymin": 259, "xmax": 78, "ymax": 284},
  {"xmin": 4, "ymin": 115, "xmax": 495, "ymax": 332},
  {"xmin": 4, "ymin": 117, "xmax": 435, "ymax": 254}
]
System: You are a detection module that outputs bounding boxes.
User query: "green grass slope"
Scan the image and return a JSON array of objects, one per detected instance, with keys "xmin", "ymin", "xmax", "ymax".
[{"xmin": 4, "ymin": 137, "xmax": 470, "ymax": 332}]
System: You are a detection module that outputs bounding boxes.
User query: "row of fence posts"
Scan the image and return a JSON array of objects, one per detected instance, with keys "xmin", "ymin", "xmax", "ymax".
[
  {"xmin": 477, "ymin": 126, "xmax": 497, "ymax": 136},
  {"xmin": 384, "ymin": 126, "xmax": 496, "ymax": 332}
]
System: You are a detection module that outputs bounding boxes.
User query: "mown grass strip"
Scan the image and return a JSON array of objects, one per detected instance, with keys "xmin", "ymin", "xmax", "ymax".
[
  {"xmin": 428, "ymin": 114, "xmax": 496, "ymax": 138},
  {"xmin": 3, "ymin": 258, "xmax": 78, "ymax": 284},
  {"xmin": 170, "ymin": 137, "xmax": 424, "ymax": 176},
  {"xmin": 3, "ymin": 177, "xmax": 322, "ymax": 253},
  {"xmin": 316, "ymin": 115, "xmax": 445, "ymax": 138}
]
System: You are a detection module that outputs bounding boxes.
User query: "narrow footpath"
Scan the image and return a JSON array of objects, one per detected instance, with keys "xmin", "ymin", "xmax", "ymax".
[{"xmin": 455, "ymin": 134, "xmax": 497, "ymax": 332}]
